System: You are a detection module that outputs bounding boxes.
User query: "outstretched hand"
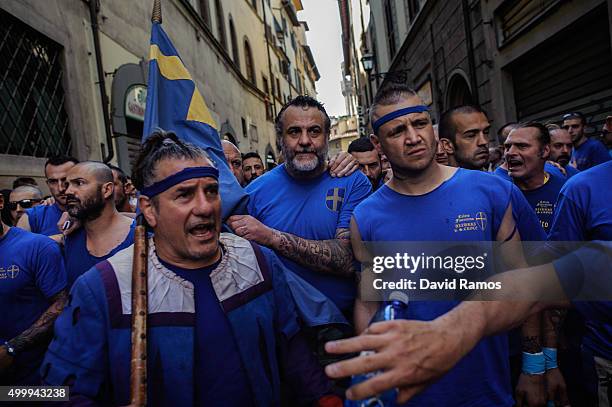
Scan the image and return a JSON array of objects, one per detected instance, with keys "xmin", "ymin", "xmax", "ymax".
[{"xmin": 324, "ymin": 319, "xmax": 470, "ymax": 403}]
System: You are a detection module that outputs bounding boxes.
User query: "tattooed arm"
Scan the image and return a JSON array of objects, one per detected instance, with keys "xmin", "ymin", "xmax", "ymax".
[
  {"xmin": 0, "ymin": 289, "xmax": 69, "ymax": 371},
  {"xmin": 542, "ymin": 309, "xmax": 566, "ymax": 348},
  {"xmin": 228, "ymin": 214, "xmax": 355, "ymax": 275},
  {"xmin": 268, "ymin": 227, "xmax": 354, "ymax": 276}
]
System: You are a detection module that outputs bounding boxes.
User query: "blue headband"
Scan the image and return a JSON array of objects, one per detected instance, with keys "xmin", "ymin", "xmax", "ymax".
[
  {"xmin": 140, "ymin": 166, "xmax": 219, "ymax": 197},
  {"xmin": 372, "ymin": 105, "xmax": 429, "ymax": 134}
]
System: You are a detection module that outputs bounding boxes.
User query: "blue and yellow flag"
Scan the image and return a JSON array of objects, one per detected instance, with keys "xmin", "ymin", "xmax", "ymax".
[{"xmin": 143, "ymin": 22, "xmax": 248, "ymax": 218}]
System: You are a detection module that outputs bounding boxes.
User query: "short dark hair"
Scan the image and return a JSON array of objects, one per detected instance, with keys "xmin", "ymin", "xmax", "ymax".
[
  {"xmin": 369, "ymin": 84, "xmax": 419, "ymax": 125},
  {"xmin": 513, "ymin": 122, "xmax": 551, "ymax": 147},
  {"xmin": 562, "ymin": 111, "xmax": 586, "ymax": 125},
  {"xmin": 132, "ymin": 129, "xmax": 211, "ymax": 192},
  {"xmin": 107, "ymin": 164, "xmax": 127, "ymax": 185},
  {"xmin": 348, "ymin": 137, "xmax": 375, "ymax": 153},
  {"xmin": 274, "ymin": 95, "xmax": 331, "ymax": 141},
  {"xmin": 12, "ymin": 177, "xmax": 38, "ymax": 189},
  {"xmin": 44, "ymin": 155, "xmax": 79, "ymax": 170},
  {"xmin": 438, "ymin": 105, "xmax": 487, "ymax": 144},
  {"xmin": 242, "ymin": 152, "xmax": 263, "ymax": 162}
]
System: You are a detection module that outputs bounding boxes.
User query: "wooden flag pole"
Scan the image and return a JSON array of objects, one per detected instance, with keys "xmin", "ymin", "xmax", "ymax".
[{"xmin": 128, "ymin": 214, "xmax": 149, "ymax": 406}]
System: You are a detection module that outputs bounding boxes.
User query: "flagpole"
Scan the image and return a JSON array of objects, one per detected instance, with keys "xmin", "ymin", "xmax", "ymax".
[{"xmin": 127, "ymin": 3, "xmax": 160, "ymax": 405}]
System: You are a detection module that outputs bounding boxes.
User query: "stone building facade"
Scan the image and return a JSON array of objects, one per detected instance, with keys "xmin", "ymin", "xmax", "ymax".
[
  {"xmin": 0, "ymin": 0, "xmax": 319, "ymax": 190},
  {"xmin": 364, "ymin": 0, "xmax": 612, "ymax": 138}
]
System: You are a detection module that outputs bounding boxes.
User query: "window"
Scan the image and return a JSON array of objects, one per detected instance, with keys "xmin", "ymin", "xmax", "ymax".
[
  {"xmin": 244, "ymin": 39, "xmax": 256, "ymax": 85},
  {"xmin": 383, "ymin": 0, "xmax": 397, "ymax": 57},
  {"xmin": 276, "ymin": 78, "xmax": 281, "ymax": 99},
  {"xmin": 241, "ymin": 117, "xmax": 247, "ymax": 138},
  {"xmin": 199, "ymin": 0, "xmax": 210, "ymax": 26},
  {"xmin": 0, "ymin": 9, "xmax": 71, "ymax": 157},
  {"xmin": 406, "ymin": 0, "xmax": 423, "ymax": 23},
  {"xmin": 251, "ymin": 0, "xmax": 258, "ymax": 13},
  {"xmin": 290, "ymin": 32, "xmax": 296, "ymax": 50},
  {"xmin": 262, "ymin": 76, "xmax": 272, "ymax": 120},
  {"xmin": 229, "ymin": 17, "xmax": 239, "ymax": 68},
  {"xmin": 214, "ymin": 0, "xmax": 227, "ymax": 49}
]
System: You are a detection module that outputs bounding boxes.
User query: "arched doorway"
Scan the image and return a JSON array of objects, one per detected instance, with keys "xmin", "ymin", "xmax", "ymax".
[
  {"xmin": 219, "ymin": 121, "xmax": 238, "ymax": 147},
  {"xmin": 445, "ymin": 71, "xmax": 474, "ymax": 109},
  {"xmin": 265, "ymin": 144, "xmax": 276, "ymax": 170}
]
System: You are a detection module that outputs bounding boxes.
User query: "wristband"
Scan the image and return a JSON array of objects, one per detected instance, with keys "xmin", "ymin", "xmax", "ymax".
[
  {"xmin": 543, "ymin": 347, "xmax": 558, "ymax": 370},
  {"xmin": 522, "ymin": 351, "xmax": 545, "ymax": 375}
]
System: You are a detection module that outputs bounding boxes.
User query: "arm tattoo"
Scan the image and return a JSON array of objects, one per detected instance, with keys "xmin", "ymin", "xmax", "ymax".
[
  {"xmin": 521, "ymin": 313, "xmax": 542, "ymax": 353},
  {"xmin": 522, "ymin": 336, "xmax": 541, "ymax": 353},
  {"xmin": 543, "ymin": 309, "xmax": 567, "ymax": 348},
  {"xmin": 271, "ymin": 228, "xmax": 355, "ymax": 276},
  {"xmin": 8, "ymin": 290, "xmax": 69, "ymax": 353}
]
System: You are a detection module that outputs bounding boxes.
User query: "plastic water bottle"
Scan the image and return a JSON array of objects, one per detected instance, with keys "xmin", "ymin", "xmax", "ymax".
[{"xmin": 345, "ymin": 291, "xmax": 409, "ymax": 407}]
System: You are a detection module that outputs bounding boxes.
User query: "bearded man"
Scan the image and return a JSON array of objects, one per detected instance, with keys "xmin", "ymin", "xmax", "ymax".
[
  {"xmin": 229, "ymin": 96, "xmax": 371, "ymax": 319},
  {"xmin": 62, "ymin": 162, "xmax": 134, "ymax": 287}
]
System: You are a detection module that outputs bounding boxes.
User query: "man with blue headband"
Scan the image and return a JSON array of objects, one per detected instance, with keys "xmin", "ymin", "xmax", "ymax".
[
  {"xmin": 41, "ymin": 130, "xmax": 341, "ymax": 406},
  {"xmin": 345, "ymin": 84, "xmax": 528, "ymax": 406}
]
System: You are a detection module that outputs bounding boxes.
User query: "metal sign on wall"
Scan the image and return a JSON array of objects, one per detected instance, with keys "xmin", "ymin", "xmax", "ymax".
[{"xmin": 125, "ymin": 85, "xmax": 147, "ymax": 122}]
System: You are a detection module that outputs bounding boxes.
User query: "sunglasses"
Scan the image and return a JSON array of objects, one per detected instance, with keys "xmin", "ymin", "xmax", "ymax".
[{"xmin": 7, "ymin": 199, "xmax": 42, "ymax": 210}]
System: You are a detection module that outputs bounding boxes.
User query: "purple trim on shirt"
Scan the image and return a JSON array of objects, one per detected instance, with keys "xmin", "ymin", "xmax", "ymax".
[
  {"xmin": 96, "ymin": 260, "xmax": 123, "ymax": 329},
  {"xmin": 220, "ymin": 243, "xmax": 272, "ymax": 313}
]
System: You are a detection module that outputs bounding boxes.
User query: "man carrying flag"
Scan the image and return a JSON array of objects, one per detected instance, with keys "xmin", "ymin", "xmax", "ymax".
[{"xmin": 42, "ymin": 4, "xmax": 344, "ymax": 406}]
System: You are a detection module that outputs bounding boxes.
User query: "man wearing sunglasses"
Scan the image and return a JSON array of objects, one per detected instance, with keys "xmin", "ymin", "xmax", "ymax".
[
  {"xmin": 8, "ymin": 186, "xmax": 43, "ymax": 226},
  {"xmin": 562, "ymin": 112, "xmax": 610, "ymax": 170},
  {"xmin": 17, "ymin": 156, "xmax": 79, "ymax": 236}
]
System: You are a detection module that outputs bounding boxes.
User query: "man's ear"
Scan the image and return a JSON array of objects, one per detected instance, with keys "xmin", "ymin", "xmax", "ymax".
[
  {"xmin": 0, "ymin": 193, "xmax": 3, "ymax": 210},
  {"xmin": 139, "ymin": 195, "xmax": 157, "ymax": 228},
  {"xmin": 439, "ymin": 138, "xmax": 455, "ymax": 155},
  {"xmin": 541, "ymin": 145, "xmax": 550, "ymax": 160},
  {"xmin": 102, "ymin": 181, "xmax": 115, "ymax": 200},
  {"xmin": 370, "ymin": 134, "xmax": 383, "ymax": 155}
]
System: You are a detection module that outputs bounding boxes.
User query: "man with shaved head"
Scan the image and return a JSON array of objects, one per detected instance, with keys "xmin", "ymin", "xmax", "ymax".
[
  {"xmin": 17, "ymin": 155, "xmax": 78, "ymax": 236},
  {"xmin": 438, "ymin": 105, "xmax": 491, "ymax": 170},
  {"xmin": 62, "ymin": 161, "xmax": 134, "ymax": 287},
  {"xmin": 547, "ymin": 125, "xmax": 580, "ymax": 178},
  {"xmin": 342, "ymin": 84, "xmax": 526, "ymax": 406},
  {"xmin": 8, "ymin": 185, "xmax": 43, "ymax": 226},
  {"xmin": 222, "ymin": 140, "xmax": 245, "ymax": 186}
]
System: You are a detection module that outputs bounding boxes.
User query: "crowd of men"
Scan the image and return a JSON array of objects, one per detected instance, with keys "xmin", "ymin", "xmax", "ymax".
[{"xmin": 0, "ymin": 87, "xmax": 610, "ymax": 406}]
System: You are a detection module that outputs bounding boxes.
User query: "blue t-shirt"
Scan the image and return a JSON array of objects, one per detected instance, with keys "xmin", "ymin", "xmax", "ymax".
[
  {"xmin": 353, "ymin": 169, "xmax": 514, "ymax": 407},
  {"xmin": 26, "ymin": 204, "xmax": 63, "ymax": 236},
  {"xmin": 564, "ymin": 164, "xmax": 580, "ymax": 178},
  {"xmin": 548, "ymin": 161, "xmax": 612, "ymax": 360},
  {"xmin": 64, "ymin": 223, "xmax": 135, "ymax": 287},
  {"xmin": 160, "ymin": 258, "xmax": 254, "ymax": 407},
  {"xmin": 519, "ymin": 172, "xmax": 566, "ymax": 233},
  {"xmin": 246, "ymin": 164, "xmax": 372, "ymax": 312},
  {"xmin": 571, "ymin": 138, "xmax": 611, "ymax": 171},
  {"xmin": 0, "ymin": 227, "xmax": 66, "ymax": 384},
  {"xmin": 507, "ymin": 183, "xmax": 547, "ymax": 243}
]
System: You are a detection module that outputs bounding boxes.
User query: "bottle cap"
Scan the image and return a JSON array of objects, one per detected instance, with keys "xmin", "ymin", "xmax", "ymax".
[{"xmin": 388, "ymin": 291, "xmax": 409, "ymax": 304}]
